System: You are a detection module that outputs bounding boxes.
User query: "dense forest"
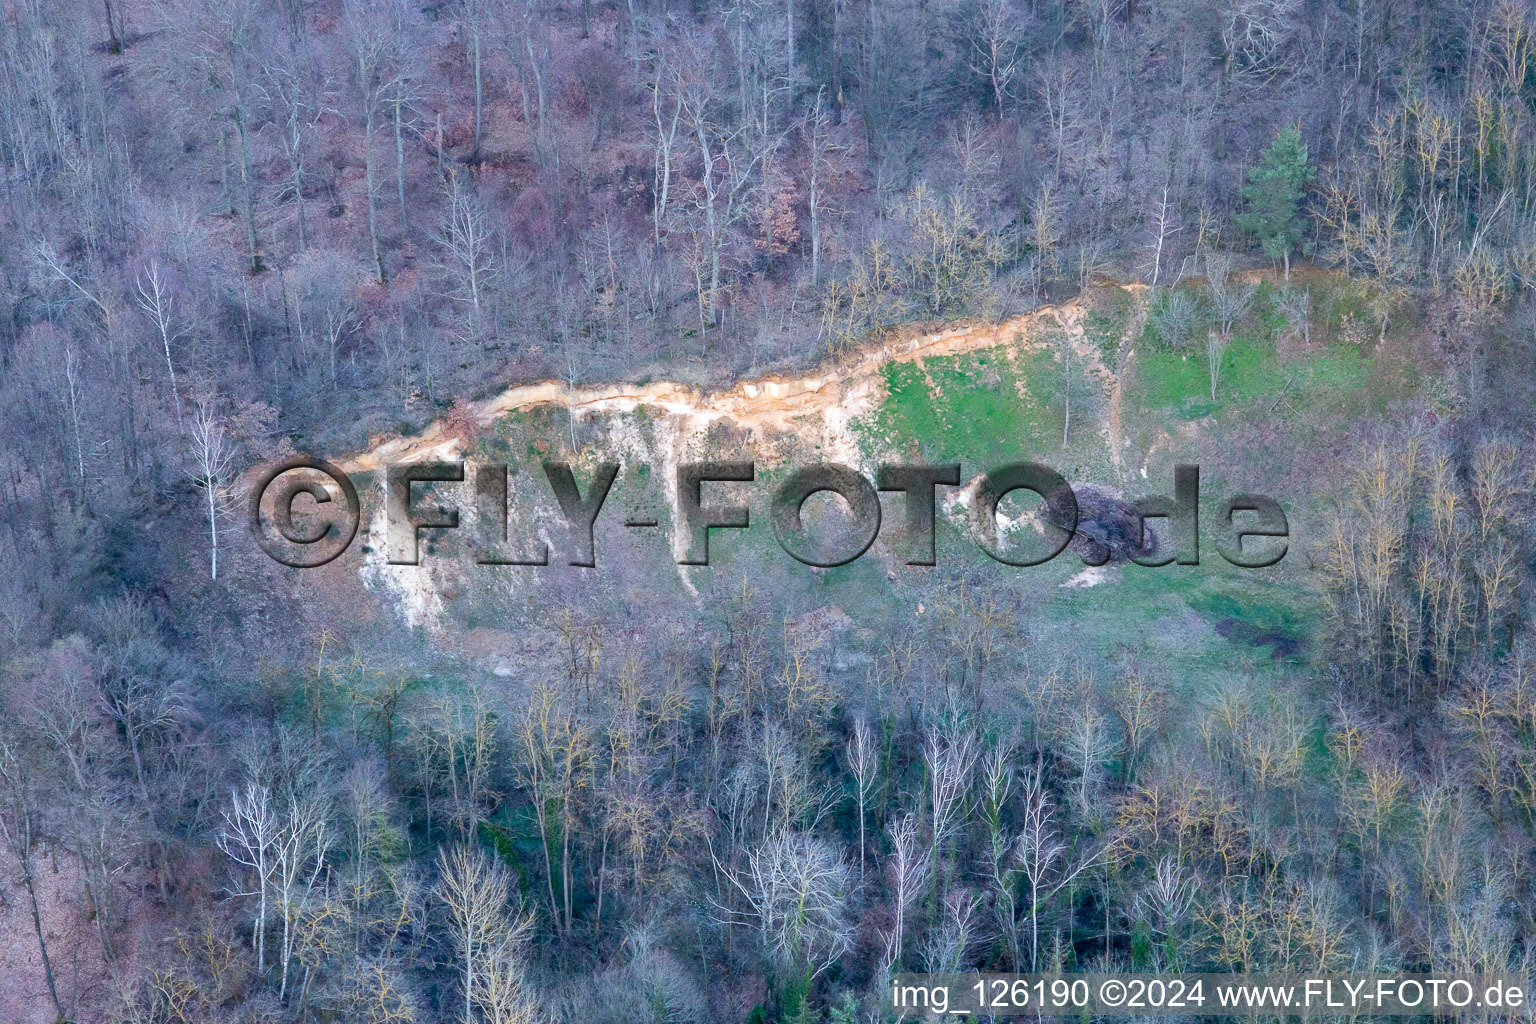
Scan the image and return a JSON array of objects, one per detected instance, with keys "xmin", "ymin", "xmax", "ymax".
[{"xmin": 3, "ymin": 0, "xmax": 1536, "ymax": 1021}]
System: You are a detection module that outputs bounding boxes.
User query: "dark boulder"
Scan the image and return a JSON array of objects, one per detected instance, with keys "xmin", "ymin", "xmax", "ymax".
[{"xmin": 1041, "ymin": 485, "xmax": 1159, "ymax": 564}]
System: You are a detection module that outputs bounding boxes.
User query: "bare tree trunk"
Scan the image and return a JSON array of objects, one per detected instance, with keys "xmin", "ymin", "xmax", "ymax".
[
  {"xmin": 292, "ymin": 156, "xmax": 307, "ymax": 251},
  {"xmin": 810, "ymin": 176, "xmax": 820, "ymax": 286},
  {"xmin": 233, "ymin": 105, "xmax": 262, "ymax": 273},
  {"xmin": 831, "ymin": 0, "xmax": 844, "ymax": 106},
  {"xmin": 207, "ymin": 462, "xmax": 220, "ymax": 580},
  {"xmin": 365, "ymin": 100, "xmax": 387, "ymax": 285},
  {"xmin": 20, "ymin": 854, "xmax": 62, "ymax": 1020},
  {"xmin": 524, "ymin": 15, "xmax": 549, "ymax": 163},
  {"xmin": 63, "ymin": 346, "xmax": 85, "ymax": 483},
  {"xmin": 394, "ymin": 92, "xmax": 409, "ymax": 227},
  {"xmin": 471, "ymin": 27, "xmax": 483, "ymax": 160},
  {"xmin": 103, "ymin": 0, "xmax": 121, "ymax": 53},
  {"xmin": 1215, "ymin": 54, "xmax": 1230, "ymax": 161},
  {"xmin": 534, "ymin": 795, "xmax": 560, "ymax": 928},
  {"xmin": 561, "ymin": 799, "xmax": 573, "ymax": 934},
  {"xmin": 785, "ymin": 0, "xmax": 795, "ymax": 90},
  {"xmin": 0, "ymin": 750, "xmax": 64, "ymax": 1022},
  {"xmin": 593, "ymin": 829, "xmax": 609, "ymax": 938}
]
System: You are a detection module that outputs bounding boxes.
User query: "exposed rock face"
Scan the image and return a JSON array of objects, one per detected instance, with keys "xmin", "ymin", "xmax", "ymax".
[
  {"xmin": 322, "ymin": 298, "xmax": 1101, "ymax": 476},
  {"xmin": 250, "ymin": 295, "xmax": 1158, "ymax": 626}
]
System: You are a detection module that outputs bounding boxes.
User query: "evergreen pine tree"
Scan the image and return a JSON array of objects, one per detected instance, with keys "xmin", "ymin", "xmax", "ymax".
[{"xmin": 1237, "ymin": 124, "xmax": 1316, "ymax": 280}]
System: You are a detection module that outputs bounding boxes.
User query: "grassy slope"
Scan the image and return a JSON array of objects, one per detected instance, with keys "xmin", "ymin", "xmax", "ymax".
[{"xmin": 838, "ymin": 280, "xmax": 1417, "ymax": 694}]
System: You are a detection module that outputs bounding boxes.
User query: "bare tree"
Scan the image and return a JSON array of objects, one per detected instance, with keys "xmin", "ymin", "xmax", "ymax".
[
  {"xmin": 94, "ymin": 626, "xmax": 186, "ymax": 814},
  {"xmin": 271, "ymin": 791, "xmax": 332, "ymax": 1001},
  {"xmin": 150, "ymin": 0, "xmax": 268, "ymax": 272},
  {"xmin": 135, "ymin": 259, "xmax": 186, "ymax": 431},
  {"xmin": 478, "ymin": 937, "xmax": 542, "ymax": 1024},
  {"xmin": 33, "ymin": 239, "xmax": 125, "ymax": 472},
  {"xmin": 436, "ymin": 171, "xmax": 500, "ymax": 331},
  {"xmin": 462, "ymin": 0, "xmax": 490, "ymax": 161},
  {"xmin": 846, "ymin": 716, "xmax": 876, "ymax": 879},
  {"xmin": 1061, "ymin": 691, "xmax": 1115, "ymax": 811},
  {"xmin": 437, "ymin": 843, "xmax": 535, "ymax": 1024},
  {"xmin": 345, "ymin": 0, "xmax": 408, "ymax": 285},
  {"xmin": 87, "ymin": 596, "xmax": 186, "ymax": 907},
  {"xmin": 1149, "ymin": 288, "xmax": 1200, "ymax": 350},
  {"xmin": 63, "ymin": 788, "xmax": 134, "ymax": 964},
  {"xmin": 650, "ymin": 49, "xmax": 685, "ymax": 254},
  {"xmin": 1035, "ymin": 60, "xmax": 1077, "ymax": 183},
  {"xmin": 30, "ymin": 657, "xmax": 100, "ymax": 794},
  {"xmin": 920, "ymin": 887, "xmax": 984, "ymax": 973},
  {"xmin": 1132, "ymin": 855, "xmax": 1199, "ymax": 964},
  {"xmin": 979, "ymin": 742, "xmax": 1024, "ymax": 967},
  {"xmin": 1144, "ymin": 186, "xmax": 1181, "ymax": 286},
  {"xmin": 924, "ymin": 723, "xmax": 976, "ymax": 873},
  {"xmin": 341, "ymin": 956, "xmax": 421, "ymax": 1023},
  {"xmin": 514, "ymin": 683, "xmax": 592, "ymax": 936},
  {"xmin": 63, "ymin": 342, "xmax": 87, "ymax": 483},
  {"xmin": 422, "ymin": 684, "xmax": 502, "ymax": 837},
  {"xmin": 1108, "ymin": 665, "xmax": 1167, "ymax": 784},
  {"xmin": 1040, "ymin": 317, "xmax": 1099, "ymax": 446},
  {"xmin": 218, "ymin": 781, "xmax": 281, "ymax": 983},
  {"xmin": 188, "ymin": 400, "xmax": 239, "ymax": 580},
  {"xmin": 261, "ymin": 50, "xmax": 327, "ymax": 255},
  {"xmin": 717, "ymin": 830, "xmax": 855, "ymax": 984},
  {"xmin": 1276, "ymin": 286, "xmax": 1311, "ymax": 343},
  {"xmin": 1204, "ymin": 255, "xmax": 1254, "ymax": 401},
  {"xmin": 882, "ymin": 810, "xmax": 928, "ymax": 970},
  {"xmin": 289, "ymin": 252, "xmax": 363, "ymax": 388},
  {"xmin": 677, "ymin": 64, "xmax": 774, "ymax": 338},
  {"xmin": 516, "ymin": 0, "xmax": 555, "ymax": 166},
  {"xmin": 1215, "ymin": 0, "xmax": 1299, "ymax": 160},
  {"xmin": 1029, "ymin": 180, "xmax": 1063, "ymax": 298},
  {"xmin": 969, "ymin": 0, "xmax": 1024, "ymax": 120},
  {"xmin": 1013, "ymin": 765, "xmax": 1107, "ymax": 970},
  {"xmin": 802, "ymin": 89, "xmax": 845, "ymax": 289}
]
